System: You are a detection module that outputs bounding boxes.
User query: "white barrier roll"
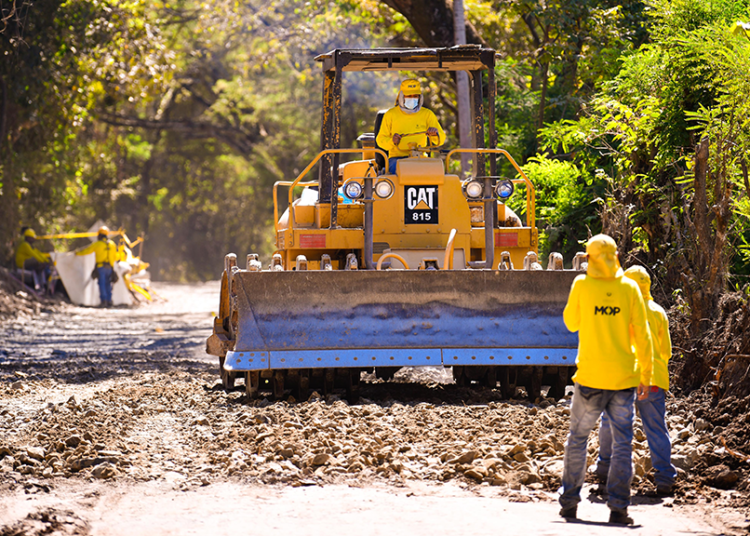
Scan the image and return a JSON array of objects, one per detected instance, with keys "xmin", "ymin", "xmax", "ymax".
[{"xmin": 51, "ymin": 252, "xmax": 132, "ymax": 306}]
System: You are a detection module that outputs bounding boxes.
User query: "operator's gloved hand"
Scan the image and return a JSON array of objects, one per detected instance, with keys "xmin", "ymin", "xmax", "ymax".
[
  {"xmin": 427, "ymin": 127, "xmax": 438, "ymax": 136},
  {"xmin": 392, "ymin": 133, "xmax": 402, "ymax": 145}
]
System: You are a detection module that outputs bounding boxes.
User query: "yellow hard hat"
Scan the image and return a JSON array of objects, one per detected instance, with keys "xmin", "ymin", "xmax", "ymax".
[
  {"xmin": 624, "ymin": 265, "xmax": 654, "ymax": 301},
  {"xmin": 400, "ymin": 79, "xmax": 422, "ymax": 96},
  {"xmin": 98, "ymin": 226, "xmax": 110, "ymax": 235},
  {"xmin": 24, "ymin": 228, "xmax": 37, "ymax": 238}
]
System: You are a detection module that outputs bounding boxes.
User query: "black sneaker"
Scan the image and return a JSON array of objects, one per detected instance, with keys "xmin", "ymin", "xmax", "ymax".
[
  {"xmin": 559, "ymin": 506, "xmax": 577, "ymax": 519},
  {"xmin": 609, "ymin": 510, "xmax": 634, "ymax": 525},
  {"xmin": 656, "ymin": 483, "xmax": 673, "ymax": 496}
]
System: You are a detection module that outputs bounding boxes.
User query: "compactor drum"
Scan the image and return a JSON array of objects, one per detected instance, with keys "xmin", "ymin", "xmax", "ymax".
[{"xmin": 206, "ymin": 47, "xmax": 581, "ymax": 400}]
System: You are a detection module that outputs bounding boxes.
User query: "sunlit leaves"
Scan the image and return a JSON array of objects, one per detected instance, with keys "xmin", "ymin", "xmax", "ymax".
[{"xmin": 513, "ymin": 156, "xmax": 602, "ymax": 261}]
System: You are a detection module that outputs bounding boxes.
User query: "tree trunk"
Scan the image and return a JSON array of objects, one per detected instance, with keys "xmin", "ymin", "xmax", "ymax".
[
  {"xmin": 536, "ymin": 59, "xmax": 549, "ymax": 135},
  {"xmin": 0, "ymin": 75, "xmax": 18, "ymax": 265},
  {"xmin": 680, "ymin": 136, "xmax": 730, "ymax": 336},
  {"xmin": 453, "ymin": 0, "xmax": 472, "ymax": 176},
  {"xmin": 0, "ymin": 76, "xmax": 6, "ymax": 145},
  {"xmin": 380, "ymin": 0, "xmax": 485, "ymax": 48},
  {"xmin": 685, "ymin": 137, "xmax": 712, "ymax": 335}
]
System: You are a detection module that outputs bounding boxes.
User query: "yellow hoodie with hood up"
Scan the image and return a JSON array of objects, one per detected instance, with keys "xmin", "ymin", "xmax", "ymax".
[
  {"xmin": 624, "ymin": 265, "xmax": 672, "ymax": 390},
  {"xmin": 563, "ymin": 235, "xmax": 653, "ymax": 390}
]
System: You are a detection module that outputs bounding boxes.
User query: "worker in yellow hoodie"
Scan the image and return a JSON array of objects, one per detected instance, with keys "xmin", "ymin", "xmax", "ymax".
[
  {"xmin": 559, "ymin": 234, "xmax": 653, "ymax": 526},
  {"xmin": 15, "ymin": 228, "xmax": 53, "ymax": 290},
  {"xmin": 76, "ymin": 226, "xmax": 118, "ymax": 307},
  {"xmin": 376, "ymin": 79, "xmax": 446, "ymax": 174},
  {"xmin": 594, "ymin": 265, "xmax": 677, "ymax": 495}
]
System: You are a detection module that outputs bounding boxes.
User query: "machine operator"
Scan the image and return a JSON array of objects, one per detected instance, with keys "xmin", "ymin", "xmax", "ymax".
[{"xmin": 376, "ymin": 79, "xmax": 446, "ymax": 174}]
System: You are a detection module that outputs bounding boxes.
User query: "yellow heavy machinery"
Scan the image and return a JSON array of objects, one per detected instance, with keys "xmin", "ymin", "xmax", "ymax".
[{"xmin": 207, "ymin": 47, "xmax": 582, "ymax": 400}]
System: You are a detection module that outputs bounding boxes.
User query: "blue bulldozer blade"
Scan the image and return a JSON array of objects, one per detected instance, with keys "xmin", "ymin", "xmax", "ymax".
[{"xmin": 219, "ymin": 270, "xmax": 579, "ymax": 373}]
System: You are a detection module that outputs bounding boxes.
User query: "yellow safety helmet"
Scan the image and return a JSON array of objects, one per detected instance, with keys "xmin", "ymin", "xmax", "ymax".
[
  {"xmin": 98, "ymin": 226, "xmax": 110, "ymax": 235},
  {"xmin": 24, "ymin": 228, "xmax": 37, "ymax": 239},
  {"xmin": 399, "ymin": 79, "xmax": 422, "ymax": 96}
]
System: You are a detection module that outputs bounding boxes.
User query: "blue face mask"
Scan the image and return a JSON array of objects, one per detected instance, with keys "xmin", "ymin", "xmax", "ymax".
[{"xmin": 403, "ymin": 97, "xmax": 419, "ymax": 110}]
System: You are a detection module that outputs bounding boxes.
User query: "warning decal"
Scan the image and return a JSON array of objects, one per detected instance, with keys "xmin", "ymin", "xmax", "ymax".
[
  {"xmin": 495, "ymin": 232, "xmax": 518, "ymax": 248},
  {"xmin": 300, "ymin": 234, "xmax": 326, "ymax": 248},
  {"xmin": 404, "ymin": 185, "xmax": 438, "ymax": 224}
]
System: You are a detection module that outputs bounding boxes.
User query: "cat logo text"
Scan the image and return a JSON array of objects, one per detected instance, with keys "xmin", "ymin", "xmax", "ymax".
[{"xmin": 404, "ymin": 186, "xmax": 438, "ymax": 224}]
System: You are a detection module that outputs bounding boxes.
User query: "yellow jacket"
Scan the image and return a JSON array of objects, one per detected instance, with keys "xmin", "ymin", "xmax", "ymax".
[
  {"xmin": 376, "ymin": 107, "xmax": 446, "ymax": 158},
  {"xmin": 15, "ymin": 241, "xmax": 50, "ymax": 268},
  {"xmin": 644, "ymin": 300, "xmax": 671, "ymax": 390},
  {"xmin": 76, "ymin": 238, "xmax": 118, "ymax": 267},
  {"xmin": 563, "ymin": 274, "xmax": 653, "ymax": 389}
]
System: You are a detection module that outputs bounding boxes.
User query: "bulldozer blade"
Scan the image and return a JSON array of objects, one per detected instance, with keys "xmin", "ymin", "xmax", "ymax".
[{"xmin": 221, "ymin": 270, "xmax": 579, "ymax": 372}]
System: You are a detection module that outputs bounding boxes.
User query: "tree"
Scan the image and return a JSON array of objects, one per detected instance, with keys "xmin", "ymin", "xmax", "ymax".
[
  {"xmin": 536, "ymin": 0, "xmax": 750, "ymax": 331},
  {"xmin": 0, "ymin": 0, "xmax": 173, "ymax": 260},
  {"xmin": 379, "ymin": 0, "xmax": 485, "ymax": 47}
]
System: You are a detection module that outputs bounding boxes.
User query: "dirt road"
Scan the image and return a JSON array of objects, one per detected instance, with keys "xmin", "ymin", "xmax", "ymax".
[{"xmin": 1, "ymin": 282, "xmax": 748, "ymax": 535}]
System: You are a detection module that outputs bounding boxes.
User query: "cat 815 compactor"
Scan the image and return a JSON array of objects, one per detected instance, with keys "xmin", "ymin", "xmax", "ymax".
[{"xmin": 206, "ymin": 46, "xmax": 582, "ymax": 401}]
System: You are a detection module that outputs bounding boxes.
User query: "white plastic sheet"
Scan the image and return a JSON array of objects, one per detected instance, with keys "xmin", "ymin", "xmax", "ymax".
[{"xmin": 51, "ymin": 252, "xmax": 132, "ymax": 306}]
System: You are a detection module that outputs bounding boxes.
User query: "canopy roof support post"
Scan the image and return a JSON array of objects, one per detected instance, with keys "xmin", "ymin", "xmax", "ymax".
[
  {"xmin": 472, "ymin": 69, "xmax": 485, "ymax": 176},
  {"xmin": 472, "ymin": 68, "xmax": 494, "ymax": 270},
  {"xmin": 330, "ymin": 52, "xmax": 344, "ymax": 228},
  {"xmin": 486, "ymin": 54, "xmax": 498, "ymax": 230},
  {"xmin": 487, "ymin": 56, "xmax": 497, "ymax": 177},
  {"xmin": 318, "ymin": 71, "xmax": 335, "ymax": 205}
]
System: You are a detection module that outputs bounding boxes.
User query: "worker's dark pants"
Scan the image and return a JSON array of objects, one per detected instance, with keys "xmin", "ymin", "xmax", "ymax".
[
  {"xmin": 388, "ymin": 157, "xmax": 405, "ymax": 174},
  {"xmin": 22, "ymin": 258, "xmax": 52, "ymax": 290},
  {"xmin": 97, "ymin": 266, "xmax": 113, "ymax": 304}
]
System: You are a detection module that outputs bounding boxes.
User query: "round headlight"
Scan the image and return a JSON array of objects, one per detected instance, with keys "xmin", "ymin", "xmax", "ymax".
[
  {"xmin": 495, "ymin": 180, "xmax": 514, "ymax": 200},
  {"xmin": 464, "ymin": 180, "xmax": 483, "ymax": 200},
  {"xmin": 374, "ymin": 179, "xmax": 394, "ymax": 199},
  {"xmin": 343, "ymin": 180, "xmax": 363, "ymax": 200}
]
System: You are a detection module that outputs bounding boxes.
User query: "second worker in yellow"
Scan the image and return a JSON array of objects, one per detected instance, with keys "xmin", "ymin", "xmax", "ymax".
[{"xmin": 76, "ymin": 226, "xmax": 118, "ymax": 307}]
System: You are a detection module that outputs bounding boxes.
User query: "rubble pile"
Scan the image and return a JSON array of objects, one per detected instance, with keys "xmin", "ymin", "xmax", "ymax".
[{"xmin": 1, "ymin": 359, "xmax": 746, "ymax": 506}]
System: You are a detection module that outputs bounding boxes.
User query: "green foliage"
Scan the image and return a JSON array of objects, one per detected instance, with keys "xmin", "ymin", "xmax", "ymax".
[
  {"xmin": 0, "ymin": 0, "xmax": 172, "ymax": 259},
  {"xmin": 492, "ymin": 58, "xmax": 540, "ymax": 159},
  {"xmin": 532, "ymin": 0, "xmax": 750, "ymax": 304},
  {"xmin": 5, "ymin": 0, "xmax": 747, "ymax": 291},
  {"xmin": 1, "ymin": 0, "xmax": 404, "ymax": 279},
  {"xmin": 504, "ymin": 0, "xmax": 648, "ymax": 128},
  {"xmin": 511, "ymin": 156, "xmax": 603, "ymax": 264}
]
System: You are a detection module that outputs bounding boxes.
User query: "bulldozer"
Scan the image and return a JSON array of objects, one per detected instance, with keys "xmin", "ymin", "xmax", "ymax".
[{"xmin": 206, "ymin": 46, "xmax": 582, "ymax": 401}]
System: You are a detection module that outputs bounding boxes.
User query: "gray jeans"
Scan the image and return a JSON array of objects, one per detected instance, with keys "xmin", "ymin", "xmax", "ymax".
[{"xmin": 560, "ymin": 383, "xmax": 636, "ymax": 513}]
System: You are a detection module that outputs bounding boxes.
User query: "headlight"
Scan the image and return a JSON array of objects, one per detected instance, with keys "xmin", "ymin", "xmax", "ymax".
[
  {"xmin": 343, "ymin": 180, "xmax": 363, "ymax": 200},
  {"xmin": 374, "ymin": 179, "xmax": 394, "ymax": 199},
  {"xmin": 495, "ymin": 180, "xmax": 514, "ymax": 200},
  {"xmin": 463, "ymin": 180, "xmax": 483, "ymax": 200}
]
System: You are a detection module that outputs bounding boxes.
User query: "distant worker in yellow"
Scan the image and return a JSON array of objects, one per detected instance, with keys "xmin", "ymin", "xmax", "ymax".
[
  {"xmin": 76, "ymin": 226, "xmax": 118, "ymax": 307},
  {"xmin": 15, "ymin": 228, "xmax": 53, "ymax": 290},
  {"xmin": 376, "ymin": 79, "xmax": 446, "ymax": 174}
]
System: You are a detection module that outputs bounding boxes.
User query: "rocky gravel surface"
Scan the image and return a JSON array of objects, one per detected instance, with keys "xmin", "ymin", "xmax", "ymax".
[
  {"xmin": 1, "ymin": 281, "xmax": 749, "ymax": 535},
  {"xmin": 1, "ymin": 359, "xmax": 746, "ymax": 504}
]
